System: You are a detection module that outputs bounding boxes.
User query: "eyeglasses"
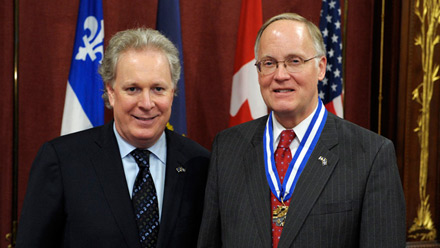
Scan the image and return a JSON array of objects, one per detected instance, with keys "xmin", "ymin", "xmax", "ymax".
[{"xmin": 255, "ymin": 55, "xmax": 320, "ymax": 75}]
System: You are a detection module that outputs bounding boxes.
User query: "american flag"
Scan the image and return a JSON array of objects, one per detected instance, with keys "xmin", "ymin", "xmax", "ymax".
[{"xmin": 318, "ymin": 0, "xmax": 344, "ymax": 118}]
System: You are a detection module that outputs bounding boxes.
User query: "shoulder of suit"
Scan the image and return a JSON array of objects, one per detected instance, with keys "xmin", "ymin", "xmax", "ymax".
[
  {"xmin": 47, "ymin": 123, "xmax": 111, "ymax": 152},
  {"xmin": 327, "ymin": 112, "xmax": 391, "ymax": 144}
]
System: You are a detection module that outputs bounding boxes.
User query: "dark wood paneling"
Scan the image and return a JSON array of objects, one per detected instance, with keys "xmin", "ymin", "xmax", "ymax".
[{"xmin": 395, "ymin": 0, "xmax": 440, "ymax": 243}]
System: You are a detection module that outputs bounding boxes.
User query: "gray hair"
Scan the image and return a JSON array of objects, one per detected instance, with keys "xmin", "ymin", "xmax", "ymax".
[
  {"xmin": 99, "ymin": 28, "xmax": 181, "ymax": 108},
  {"xmin": 254, "ymin": 13, "xmax": 326, "ymax": 60}
]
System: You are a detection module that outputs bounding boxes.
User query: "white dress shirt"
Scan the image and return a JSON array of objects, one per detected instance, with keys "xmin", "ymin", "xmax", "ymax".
[{"xmin": 272, "ymin": 103, "xmax": 319, "ymax": 154}]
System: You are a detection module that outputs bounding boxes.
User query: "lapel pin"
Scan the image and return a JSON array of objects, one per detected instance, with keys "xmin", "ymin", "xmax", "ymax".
[
  {"xmin": 318, "ymin": 156, "xmax": 328, "ymax": 166},
  {"xmin": 176, "ymin": 166, "xmax": 186, "ymax": 173}
]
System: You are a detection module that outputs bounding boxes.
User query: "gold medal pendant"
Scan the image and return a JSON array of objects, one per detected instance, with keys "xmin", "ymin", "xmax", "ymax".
[{"xmin": 272, "ymin": 203, "xmax": 289, "ymax": 227}]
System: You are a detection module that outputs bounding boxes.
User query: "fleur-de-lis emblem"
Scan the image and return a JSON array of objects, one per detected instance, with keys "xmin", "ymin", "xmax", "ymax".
[{"xmin": 75, "ymin": 16, "xmax": 104, "ymax": 63}]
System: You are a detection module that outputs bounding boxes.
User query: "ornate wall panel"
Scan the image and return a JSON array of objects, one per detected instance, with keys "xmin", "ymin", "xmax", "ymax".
[{"xmin": 398, "ymin": 0, "xmax": 440, "ymax": 245}]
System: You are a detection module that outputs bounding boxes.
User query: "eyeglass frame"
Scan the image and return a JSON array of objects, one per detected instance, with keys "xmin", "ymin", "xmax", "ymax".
[{"xmin": 254, "ymin": 55, "xmax": 321, "ymax": 75}]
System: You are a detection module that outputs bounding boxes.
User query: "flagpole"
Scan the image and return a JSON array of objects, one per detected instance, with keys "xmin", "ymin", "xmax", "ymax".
[
  {"xmin": 378, "ymin": 0, "xmax": 385, "ymax": 135},
  {"xmin": 9, "ymin": 0, "xmax": 20, "ymax": 246},
  {"xmin": 342, "ymin": 0, "xmax": 348, "ymax": 117}
]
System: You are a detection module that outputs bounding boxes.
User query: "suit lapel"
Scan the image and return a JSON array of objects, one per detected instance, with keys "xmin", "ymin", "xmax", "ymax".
[
  {"xmin": 90, "ymin": 122, "xmax": 141, "ymax": 248},
  {"xmin": 244, "ymin": 117, "xmax": 272, "ymax": 247},
  {"xmin": 156, "ymin": 129, "xmax": 186, "ymax": 248},
  {"xmin": 278, "ymin": 115, "xmax": 339, "ymax": 248}
]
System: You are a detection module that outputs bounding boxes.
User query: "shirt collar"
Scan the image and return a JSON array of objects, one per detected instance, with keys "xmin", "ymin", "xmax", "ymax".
[
  {"xmin": 272, "ymin": 103, "xmax": 319, "ymax": 146},
  {"xmin": 113, "ymin": 123, "xmax": 167, "ymax": 164}
]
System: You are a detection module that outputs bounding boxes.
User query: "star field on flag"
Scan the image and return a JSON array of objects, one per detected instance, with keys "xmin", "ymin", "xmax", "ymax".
[{"xmin": 319, "ymin": 0, "xmax": 344, "ymax": 117}]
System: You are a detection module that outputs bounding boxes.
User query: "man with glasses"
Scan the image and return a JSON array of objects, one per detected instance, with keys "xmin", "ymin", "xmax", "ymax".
[{"xmin": 198, "ymin": 13, "xmax": 406, "ymax": 248}]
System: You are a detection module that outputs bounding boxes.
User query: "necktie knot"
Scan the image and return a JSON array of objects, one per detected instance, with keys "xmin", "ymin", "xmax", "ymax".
[
  {"xmin": 131, "ymin": 149, "xmax": 151, "ymax": 169},
  {"xmin": 277, "ymin": 130, "xmax": 295, "ymax": 149}
]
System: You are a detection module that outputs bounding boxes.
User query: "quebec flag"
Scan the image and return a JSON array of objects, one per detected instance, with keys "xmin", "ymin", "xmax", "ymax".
[{"xmin": 61, "ymin": 0, "xmax": 104, "ymax": 135}]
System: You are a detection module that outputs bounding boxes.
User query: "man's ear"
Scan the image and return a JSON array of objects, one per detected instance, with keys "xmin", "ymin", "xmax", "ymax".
[
  {"xmin": 106, "ymin": 83, "xmax": 115, "ymax": 107},
  {"xmin": 318, "ymin": 56, "xmax": 327, "ymax": 81}
]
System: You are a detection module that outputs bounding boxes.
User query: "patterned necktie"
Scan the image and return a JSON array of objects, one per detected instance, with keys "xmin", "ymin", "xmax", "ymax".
[
  {"xmin": 271, "ymin": 130, "xmax": 295, "ymax": 248},
  {"xmin": 131, "ymin": 149, "xmax": 160, "ymax": 248}
]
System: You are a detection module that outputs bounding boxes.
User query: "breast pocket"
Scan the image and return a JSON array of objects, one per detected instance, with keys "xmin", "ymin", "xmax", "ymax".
[{"xmin": 309, "ymin": 200, "xmax": 353, "ymax": 215}]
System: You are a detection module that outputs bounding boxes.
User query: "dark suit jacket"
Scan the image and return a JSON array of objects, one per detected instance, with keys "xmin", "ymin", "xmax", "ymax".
[
  {"xmin": 16, "ymin": 122, "xmax": 210, "ymax": 248},
  {"xmin": 198, "ymin": 113, "xmax": 406, "ymax": 248}
]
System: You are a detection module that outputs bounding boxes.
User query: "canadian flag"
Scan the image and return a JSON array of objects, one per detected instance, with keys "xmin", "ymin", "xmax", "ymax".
[{"xmin": 229, "ymin": 0, "xmax": 267, "ymax": 127}]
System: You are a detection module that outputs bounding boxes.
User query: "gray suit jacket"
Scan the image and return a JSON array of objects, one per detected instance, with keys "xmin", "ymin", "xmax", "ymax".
[
  {"xmin": 198, "ymin": 113, "xmax": 406, "ymax": 248},
  {"xmin": 17, "ymin": 122, "xmax": 210, "ymax": 248}
]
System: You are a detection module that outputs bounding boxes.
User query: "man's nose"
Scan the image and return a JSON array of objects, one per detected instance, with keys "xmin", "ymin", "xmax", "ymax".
[
  {"xmin": 274, "ymin": 62, "xmax": 290, "ymax": 79},
  {"xmin": 138, "ymin": 90, "xmax": 154, "ymax": 109}
]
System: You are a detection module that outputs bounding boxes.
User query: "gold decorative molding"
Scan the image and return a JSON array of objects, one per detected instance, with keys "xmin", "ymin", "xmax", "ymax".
[{"xmin": 408, "ymin": 0, "xmax": 440, "ymax": 241}]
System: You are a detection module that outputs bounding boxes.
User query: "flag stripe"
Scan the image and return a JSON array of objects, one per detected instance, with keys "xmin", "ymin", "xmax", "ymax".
[{"xmin": 233, "ymin": 0, "xmax": 262, "ymax": 73}]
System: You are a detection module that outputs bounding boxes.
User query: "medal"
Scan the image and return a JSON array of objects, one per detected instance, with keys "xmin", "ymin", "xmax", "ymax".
[
  {"xmin": 273, "ymin": 200, "xmax": 289, "ymax": 226},
  {"xmin": 264, "ymin": 99, "xmax": 328, "ymax": 208}
]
